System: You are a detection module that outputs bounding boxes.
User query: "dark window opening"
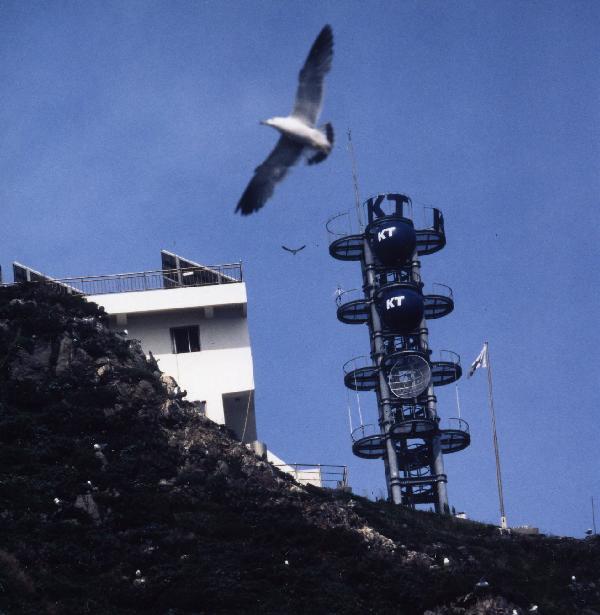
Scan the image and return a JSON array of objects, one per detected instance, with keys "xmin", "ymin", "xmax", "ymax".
[{"xmin": 171, "ymin": 325, "xmax": 200, "ymax": 354}]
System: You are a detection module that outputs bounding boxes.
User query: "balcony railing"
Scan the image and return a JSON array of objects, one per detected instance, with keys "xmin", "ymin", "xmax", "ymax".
[
  {"xmin": 351, "ymin": 423, "xmax": 380, "ymax": 442},
  {"xmin": 8, "ymin": 264, "xmax": 243, "ymax": 296},
  {"xmin": 273, "ymin": 464, "xmax": 349, "ymax": 489}
]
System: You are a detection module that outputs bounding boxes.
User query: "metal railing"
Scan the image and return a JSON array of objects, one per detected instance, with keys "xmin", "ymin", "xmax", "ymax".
[
  {"xmin": 325, "ymin": 200, "xmax": 445, "ymax": 242},
  {"xmin": 435, "ymin": 349, "xmax": 461, "ymax": 366},
  {"xmin": 335, "ymin": 287, "xmax": 364, "ymax": 307},
  {"xmin": 343, "ymin": 355, "xmax": 374, "ymax": 376},
  {"xmin": 273, "ymin": 463, "xmax": 349, "ymax": 489},
  {"xmin": 427, "ymin": 282, "xmax": 453, "ymax": 300},
  {"xmin": 444, "ymin": 417, "xmax": 470, "ymax": 434},
  {"xmin": 326, "ymin": 210, "xmax": 363, "ymax": 239},
  {"xmin": 351, "ymin": 423, "xmax": 380, "ymax": 442},
  {"xmin": 9, "ymin": 264, "xmax": 243, "ymax": 296}
]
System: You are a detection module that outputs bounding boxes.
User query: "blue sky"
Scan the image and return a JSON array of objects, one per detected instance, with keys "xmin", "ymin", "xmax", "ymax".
[{"xmin": 1, "ymin": 1, "xmax": 599, "ymax": 537}]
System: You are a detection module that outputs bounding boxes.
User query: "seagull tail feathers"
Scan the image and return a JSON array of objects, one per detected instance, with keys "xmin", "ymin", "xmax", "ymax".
[
  {"xmin": 308, "ymin": 123, "xmax": 334, "ymax": 166},
  {"xmin": 325, "ymin": 122, "xmax": 334, "ymax": 147}
]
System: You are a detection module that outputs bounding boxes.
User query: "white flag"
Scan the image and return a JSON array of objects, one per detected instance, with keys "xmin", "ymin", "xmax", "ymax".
[{"xmin": 468, "ymin": 343, "xmax": 488, "ymax": 378}]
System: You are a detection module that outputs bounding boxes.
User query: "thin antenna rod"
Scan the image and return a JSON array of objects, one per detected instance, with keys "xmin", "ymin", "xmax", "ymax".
[
  {"xmin": 346, "ymin": 387, "xmax": 353, "ymax": 434},
  {"xmin": 593, "ymin": 496, "xmax": 597, "ymax": 535},
  {"xmin": 347, "ymin": 129, "xmax": 364, "ymax": 229},
  {"xmin": 455, "ymin": 383, "xmax": 462, "ymax": 419},
  {"xmin": 356, "ymin": 390, "xmax": 364, "ymax": 426},
  {"xmin": 352, "ymin": 362, "xmax": 364, "ymax": 426}
]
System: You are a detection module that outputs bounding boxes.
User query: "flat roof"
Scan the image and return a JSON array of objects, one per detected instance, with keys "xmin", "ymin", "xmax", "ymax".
[{"xmin": 87, "ymin": 282, "xmax": 247, "ymax": 315}]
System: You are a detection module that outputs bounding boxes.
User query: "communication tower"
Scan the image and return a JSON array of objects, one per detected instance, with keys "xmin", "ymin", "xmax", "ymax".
[{"xmin": 327, "ymin": 193, "xmax": 470, "ymax": 512}]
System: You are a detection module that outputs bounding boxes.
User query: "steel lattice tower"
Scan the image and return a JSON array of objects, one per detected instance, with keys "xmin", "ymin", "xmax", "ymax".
[{"xmin": 328, "ymin": 193, "xmax": 470, "ymax": 512}]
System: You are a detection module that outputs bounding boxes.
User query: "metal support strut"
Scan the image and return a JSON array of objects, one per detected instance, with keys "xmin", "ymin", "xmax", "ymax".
[{"xmin": 362, "ymin": 237, "xmax": 402, "ymax": 503}]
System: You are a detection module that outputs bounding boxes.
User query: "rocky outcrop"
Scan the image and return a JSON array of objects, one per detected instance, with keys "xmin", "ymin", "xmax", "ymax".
[{"xmin": 0, "ymin": 283, "xmax": 599, "ymax": 615}]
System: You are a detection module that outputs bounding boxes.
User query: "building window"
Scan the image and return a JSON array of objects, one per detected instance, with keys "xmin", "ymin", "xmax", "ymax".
[{"xmin": 171, "ymin": 325, "xmax": 200, "ymax": 354}]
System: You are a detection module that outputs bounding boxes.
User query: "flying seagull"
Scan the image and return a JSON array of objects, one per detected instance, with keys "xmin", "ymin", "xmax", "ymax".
[
  {"xmin": 236, "ymin": 25, "xmax": 334, "ymax": 215},
  {"xmin": 281, "ymin": 244, "xmax": 306, "ymax": 255}
]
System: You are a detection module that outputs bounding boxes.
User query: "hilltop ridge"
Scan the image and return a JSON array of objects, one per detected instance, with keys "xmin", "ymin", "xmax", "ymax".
[{"xmin": 0, "ymin": 283, "xmax": 598, "ymax": 614}]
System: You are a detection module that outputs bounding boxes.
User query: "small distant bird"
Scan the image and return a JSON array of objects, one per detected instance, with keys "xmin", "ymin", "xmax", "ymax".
[
  {"xmin": 236, "ymin": 25, "xmax": 334, "ymax": 215},
  {"xmin": 475, "ymin": 578, "xmax": 490, "ymax": 589},
  {"xmin": 281, "ymin": 244, "xmax": 306, "ymax": 255},
  {"xmin": 528, "ymin": 605, "xmax": 538, "ymax": 612}
]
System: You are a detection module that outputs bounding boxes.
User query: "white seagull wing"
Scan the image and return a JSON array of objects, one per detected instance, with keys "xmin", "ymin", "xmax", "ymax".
[
  {"xmin": 292, "ymin": 25, "xmax": 333, "ymax": 126},
  {"xmin": 236, "ymin": 137, "xmax": 304, "ymax": 215}
]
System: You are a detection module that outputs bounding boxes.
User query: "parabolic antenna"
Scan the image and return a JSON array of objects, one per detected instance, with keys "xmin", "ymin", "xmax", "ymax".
[{"xmin": 388, "ymin": 354, "xmax": 431, "ymax": 398}]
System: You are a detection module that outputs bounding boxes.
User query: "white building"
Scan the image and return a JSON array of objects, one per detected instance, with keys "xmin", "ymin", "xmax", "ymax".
[
  {"xmin": 11, "ymin": 252, "xmax": 348, "ymax": 489},
  {"xmin": 12, "ymin": 251, "xmax": 256, "ymax": 443}
]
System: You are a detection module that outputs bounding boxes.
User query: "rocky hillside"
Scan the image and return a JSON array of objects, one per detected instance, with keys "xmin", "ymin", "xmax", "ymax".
[{"xmin": 0, "ymin": 283, "xmax": 599, "ymax": 615}]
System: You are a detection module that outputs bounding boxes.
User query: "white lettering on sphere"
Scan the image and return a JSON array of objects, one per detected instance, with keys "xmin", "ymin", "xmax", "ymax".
[
  {"xmin": 377, "ymin": 227, "xmax": 396, "ymax": 242},
  {"xmin": 386, "ymin": 295, "xmax": 405, "ymax": 310}
]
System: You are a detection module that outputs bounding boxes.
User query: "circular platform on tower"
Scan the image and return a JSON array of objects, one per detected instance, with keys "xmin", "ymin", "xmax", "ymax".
[
  {"xmin": 439, "ymin": 418, "xmax": 470, "ymax": 454},
  {"xmin": 329, "ymin": 234, "xmax": 364, "ymax": 261},
  {"xmin": 352, "ymin": 434, "xmax": 387, "ymax": 459},
  {"xmin": 415, "ymin": 208, "xmax": 446, "ymax": 255},
  {"xmin": 423, "ymin": 284, "xmax": 454, "ymax": 319},
  {"xmin": 351, "ymin": 424, "xmax": 388, "ymax": 459},
  {"xmin": 415, "ymin": 229, "xmax": 445, "ymax": 255},
  {"xmin": 326, "ymin": 205, "xmax": 447, "ymax": 260},
  {"xmin": 343, "ymin": 356, "xmax": 378, "ymax": 391},
  {"xmin": 431, "ymin": 350, "xmax": 462, "ymax": 386},
  {"xmin": 336, "ymin": 289, "xmax": 369, "ymax": 324}
]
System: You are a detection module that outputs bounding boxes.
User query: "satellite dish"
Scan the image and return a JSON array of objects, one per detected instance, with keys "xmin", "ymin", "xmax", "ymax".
[{"xmin": 388, "ymin": 354, "xmax": 431, "ymax": 398}]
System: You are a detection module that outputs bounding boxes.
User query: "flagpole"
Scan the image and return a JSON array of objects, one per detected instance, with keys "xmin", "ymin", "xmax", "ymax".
[
  {"xmin": 485, "ymin": 341, "xmax": 507, "ymax": 529},
  {"xmin": 592, "ymin": 496, "xmax": 597, "ymax": 535}
]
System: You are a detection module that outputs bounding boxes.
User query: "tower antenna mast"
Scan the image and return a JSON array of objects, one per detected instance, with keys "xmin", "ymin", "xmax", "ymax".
[{"xmin": 347, "ymin": 129, "xmax": 364, "ymax": 229}]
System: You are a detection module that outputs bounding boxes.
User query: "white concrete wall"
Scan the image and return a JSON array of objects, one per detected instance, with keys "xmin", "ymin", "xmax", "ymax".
[
  {"xmin": 87, "ymin": 282, "xmax": 247, "ymax": 315},
  {"xmin": 86, "ymin": 283, "xmax": 255, "ymax": 438},
  {"xmin": 154, "ymin": 347, "xmax": 254, "ymax": 425},
  {"xmin": 124, "ymin": 307, "xmax": 250, "ymax": 356}
]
